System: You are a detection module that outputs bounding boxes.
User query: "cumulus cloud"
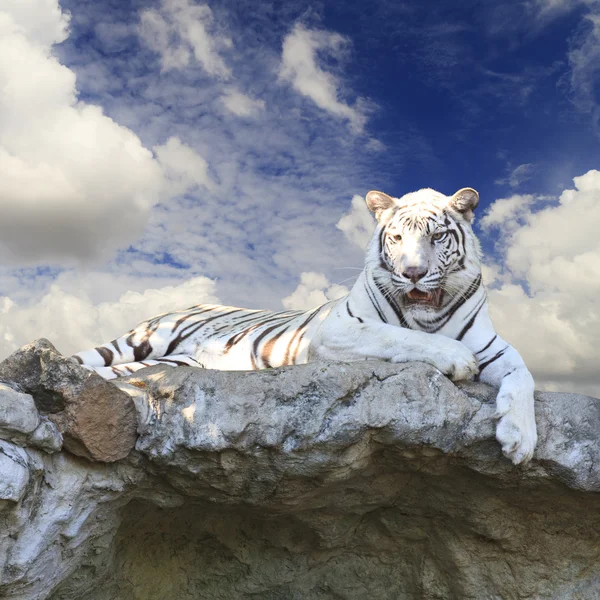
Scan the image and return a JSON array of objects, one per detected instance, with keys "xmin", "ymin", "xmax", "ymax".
[
  {"xmin": 139, "ymin": 0, "xmax": 232, "ymax": 78},
  {"xmin": 1, "ymin": 0, "xmax": 69, "ymax": 46},
  {"xmin": 279, "ymin": 23, "xmax": 369, "ymax": 133},
  {"xmin": 220, "ymin": 88, "xmax": 266, "ymax": 117},
  {"xmin": 0, "ymin": 273, "xmax": 219, "ymax": 360},
  {"xmin": 484, "ymin": 169, "xmax": 600, "ymax": 396},
  {"xmin": 282, "ymin": 272, "xmax": 349, "ymax": 311},
  {"xmin": 336, "ymin": 194, "xmax": 375, "ymax": 250},
  {"xmin": 480, "ymin": 193, "xmax": 540, "ymax": 235},
  {"xmin": 0, "ymin": 0, "xmax": 169, "ymax": 264}
]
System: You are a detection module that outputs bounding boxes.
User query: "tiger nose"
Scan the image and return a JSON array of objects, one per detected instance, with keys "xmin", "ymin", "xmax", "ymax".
[{"xmin": 402, "ymin": 267, "xmax": 427, "ymax": 282}]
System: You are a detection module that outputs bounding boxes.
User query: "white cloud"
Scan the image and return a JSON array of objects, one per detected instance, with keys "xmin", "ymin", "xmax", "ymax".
[
  {"xmin": 494, "ymin": 163, "xmax": 536, "ymax": 188},
  {"xmin": 0, "ymin": 0, "xmax": 167, "ymax": 264},
  {"xmin": 220, "ymin": 88, "xmax": 265, "ymax": 117},
  {"xmin": 0, "ymin": 0, "xmax": 70, "ymax": 47},
  {"xmin": 0, "ymin": 273, "xmax": 219, "ymax": 360},
  {"xmin": 484, "ymin": 169, "xmax": 600, "ymax": 396},
  {"xmin": 529, "ymin": 0, "xmax": 599, "ymax": 20},
  {"xmin": 139, "ymin": 0, "xmax": 231, "ymax": 78},
  {"xmin": 480, "ymin": 193, "xmax": 539, "ymax": 235},
  {"xmin": 365, "ymin": 138, "xmax": 386, "ymax": 152},
  {"xmin": 154, "ymin": 136, "xmax": 214, "ymax": 194},
  {"xmin": 336, "ymin": 194, "xmax": 375, "ymax": 250},
  {"xmin": 0, "ymin": 1, "xmax": 382, "ymax": 364},
  {"xmin": 279, "ymin": 23, "xmax": 369, "ymax": 133},
  {"xmin": 282, "ymin": 272, "xmax": 348, "ymax": 311},
  {"xmin": 565, "ymin": 9, "xmax": 600, "ymax": 131},
  {"xmin": 527, "ymin": 0, "xmax": 600, "ymax": 133},
  {"xmin": 530, "ymin": 0, "xmax": 581, "ymax": 18}
]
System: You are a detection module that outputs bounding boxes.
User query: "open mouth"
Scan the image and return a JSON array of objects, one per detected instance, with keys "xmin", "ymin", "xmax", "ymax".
[{"xmin": 405, "ymin": 288, "xmax": 443, "ymax": 308}]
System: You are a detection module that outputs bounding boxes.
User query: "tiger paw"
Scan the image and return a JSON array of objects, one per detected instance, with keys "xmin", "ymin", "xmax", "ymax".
[
  {"xmin": 495, "ymin": 396, "xmax": 537, "ymax": 465},
  {"xmin": 423, "ymin": 338, "xmax": 478, "ymax": 381},
  {"xmin": 391, "ymin": 338, "xmax": 478, "ymax": 382}
]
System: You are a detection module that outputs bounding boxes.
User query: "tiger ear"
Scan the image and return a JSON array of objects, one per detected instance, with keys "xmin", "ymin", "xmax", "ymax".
[
  {"xmin": 366, "ymin": 191, "xmax": 396, "ymax": 220},
  {"xmin": 449, "ymin": 187, "xmax": 479, "ymax": 223}
]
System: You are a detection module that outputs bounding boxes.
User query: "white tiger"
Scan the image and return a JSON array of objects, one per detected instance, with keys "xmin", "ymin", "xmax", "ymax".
[{"xmin": 73, "ymin": 187, "xmax": 537, "ymax": 464}]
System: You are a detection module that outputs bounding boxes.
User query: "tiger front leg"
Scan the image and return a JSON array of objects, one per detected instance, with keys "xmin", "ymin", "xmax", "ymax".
[
  {"xmin": 479, "ymin": 352, "xmax": 537, "ymax": 465},
  {"xmin": 310, "ymin": 317, "xmax": 479, "ymax": 382}
]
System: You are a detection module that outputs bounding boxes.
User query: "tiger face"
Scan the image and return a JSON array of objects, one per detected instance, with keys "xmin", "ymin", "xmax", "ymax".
[{"xmin": 365, "ymin": 187, "xmax": 482, "ymax": 311}]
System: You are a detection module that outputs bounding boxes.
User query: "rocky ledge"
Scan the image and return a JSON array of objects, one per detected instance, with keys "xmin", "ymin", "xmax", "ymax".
[{"xmin": 0, "ymin": 339, "xmax": 599, "ymax": 600}]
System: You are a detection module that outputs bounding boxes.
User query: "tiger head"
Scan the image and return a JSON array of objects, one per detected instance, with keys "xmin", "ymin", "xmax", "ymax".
[{"xmin": 365, "ymin": 187, "xmax": 482, "ymax": 311}]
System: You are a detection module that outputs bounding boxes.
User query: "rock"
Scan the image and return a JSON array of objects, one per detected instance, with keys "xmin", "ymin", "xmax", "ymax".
[
  {"xmin": 0, "ymin": 359, "xmax": 599, "ymax": 599},
  {"xmin": 0, "ymin": 441, "xmax": 30, "ymax": 503},
  {"xmin": 0, "ymin": 339, "xmax": 137, "ymax": 462},
  {"xmin": 0, "ymin": 383, "xmax": 39, "ymax": 435},
  {"xmin": 0, "ymin": 382, "xmax": 62, "ymax": 453}
]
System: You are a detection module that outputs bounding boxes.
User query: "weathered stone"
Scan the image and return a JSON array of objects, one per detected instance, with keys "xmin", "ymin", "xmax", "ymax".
[
  {"xmin": 0, "ymin": 339, "xmax": 137, "ymax": 461},
  {"xmin": 0, "ymin": 360, "xmax": 599, "ymax": 600},
  {"xmin": 0, "ymin": 441, "xmax": 29, "ymax": 503},
  {"xmin": 0, "ymin": 383, "xmax": 39, "ymax": 435},
  {"xmin": 0, "ymin": 382, "xmax": 62, "ymax": 453}
]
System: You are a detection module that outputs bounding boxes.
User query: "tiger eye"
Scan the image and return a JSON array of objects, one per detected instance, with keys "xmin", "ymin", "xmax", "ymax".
[{"xmin": 432, "ymin": 231, "xmax": 446, "ymax": 241}]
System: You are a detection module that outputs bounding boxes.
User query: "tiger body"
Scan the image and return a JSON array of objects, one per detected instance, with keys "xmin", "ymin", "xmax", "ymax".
[
  {"xmin": 73, "ymin": 302, "xmax": 337, "ymax": 376},
  {"xmin": 73, "ymin": 187, "xmax": 537, "ymax": 464}
]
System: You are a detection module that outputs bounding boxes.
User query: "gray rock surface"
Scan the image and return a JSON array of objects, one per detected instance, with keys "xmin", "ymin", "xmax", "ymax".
[
  {"xmin": 0, "ymin": 339, "xmax": 137, "ymax": 461},
  {"xmin": 0, "ymin": 349, "xmax": 599, "ymax": 599}
]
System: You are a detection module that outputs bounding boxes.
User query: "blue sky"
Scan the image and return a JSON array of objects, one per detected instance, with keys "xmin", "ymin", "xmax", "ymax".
[
  {"xmin": 58, "ymin": 0, "xmax": 600, "ymax": 196},
  {"xmin": 0, "ymin": 0, "xmax": 599, "ymax": 395}
]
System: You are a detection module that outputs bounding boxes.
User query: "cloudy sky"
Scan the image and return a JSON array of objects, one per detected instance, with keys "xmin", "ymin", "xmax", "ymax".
[{"xmin": 1, "ymin": 0, "xmax": 599, "ymax": 397}]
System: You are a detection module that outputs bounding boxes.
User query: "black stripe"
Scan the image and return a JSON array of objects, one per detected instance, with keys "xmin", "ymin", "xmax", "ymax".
[
  {"xmin": 454, "ymin": 222, "xmax": 467, "ymax": 269},
  {"xmin": 378, "ymin": 228, "xmax": 392, "ymax": 272},
  {"xmin": 261, "ymin": 323, "xmax": 293, "ymax": 368},
  {"xmin": 127, "ymin": 314, "xmax": 166, "ymax": 361},
  {"xmin": 156, "ymin": 358, "xmax": 193, "ymax": 367},
  {"xmin": 365, "ymin": 278, "xmax": 387, "ymax": 323},
  {"xmin": 442, "ymin": 274, "xmax": 482, "ymax": 320},
  {"xmin": 125, "ymin": 329, "xmax": 155, "ymax": 362},
  {"xmin": 476, "ymin": 335, "xmax": 497, "ymax": 356},
  {"xmin": 72, "ymin": 355, "xmax": 83, "ymax": 364},
  {"xmin": 111, "ymin": 340, "xmax": 123, "ymax": 356},
  {"xmin": 254, "ymin": 321, "xmax": 294, "ymax": 368},
  {"xmin": 478, "ymin": 346, "xmax": 509, "ymax": 373},
  {"xmin": 372, "ymin": 276, "xmax": 408, "ymax": 327},
  {"xmin": 170, "ymin": 305, "xmax": 219, "ymax": 333},
  {"xmin": 224, "ymin": 312, "xmax": 296, "ymax": 354},
  {"xmin": 165, "ymin": 309, "xmax": 243, "ymax": 355},
  {"xmin": 176, "ymin": 307, "xmax": 233, "ymax": 337},
  {"xmin": 455, "ymin": 222, "xmax": 467, "ymax": 254},
  {"xmin": 96, "ymin": 346, "xmax": 114, "ymax": 367},
  {"xmin": 502, "ymin": 368, "xmax": 517, "ymax": 379},
  {"xmin": 413, "ymin": 274, "xmax": 482, "ymax": 332},
  {"xmin": 287, "ymin": 305, "xmax": 327, "ymax": 365},
  {"xmin": 346, "ymin": 301, "xmax": 364, "ymax": 323},
  {"xmin": 456, "ymin": 296, "xmax": 486, "ymax": 341},
  {"xmin": 133, "ymin": 340, "xmax": 152, "ymax": 362}
]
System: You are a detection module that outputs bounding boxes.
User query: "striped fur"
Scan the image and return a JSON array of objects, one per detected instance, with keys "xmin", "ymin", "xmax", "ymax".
[{"xmin": 73, "ymin": 187, "xmax": 537, "ymax": 464}]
